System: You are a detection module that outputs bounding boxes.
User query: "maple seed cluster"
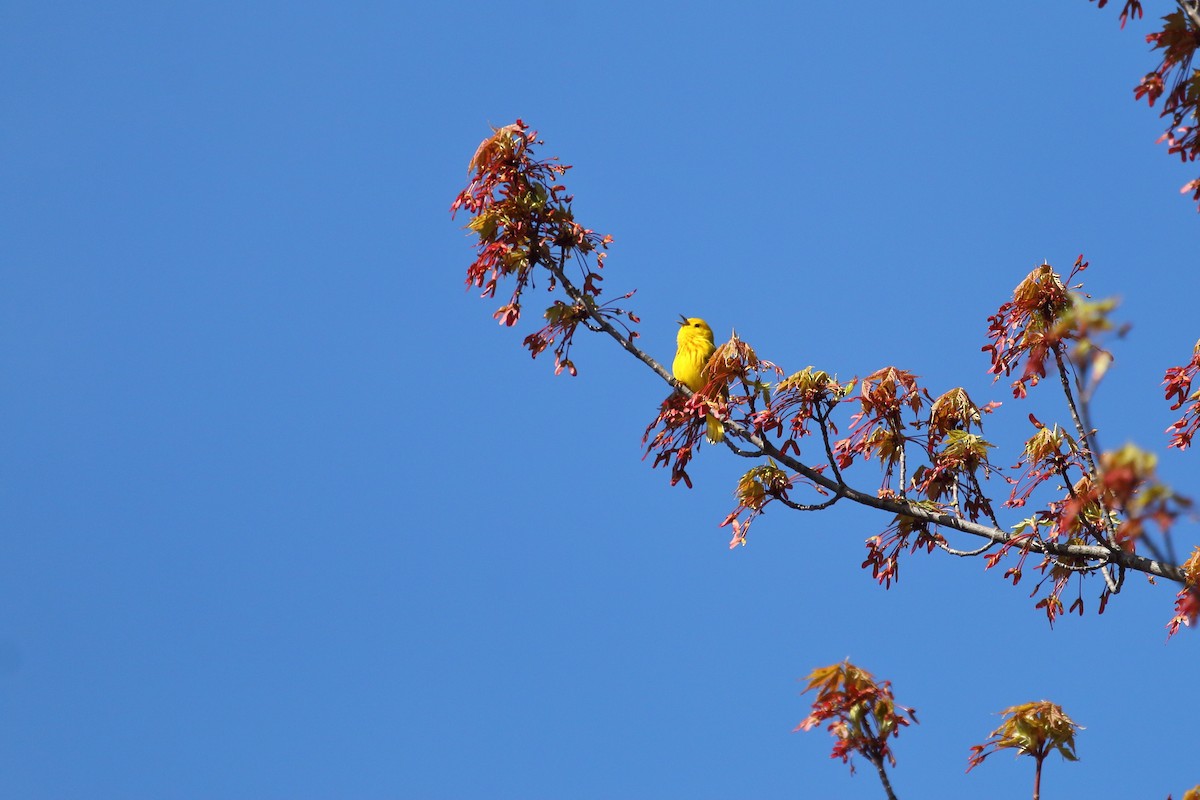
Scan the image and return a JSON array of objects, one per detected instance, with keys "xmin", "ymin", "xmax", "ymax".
[
  {"xmin": 1091, "ymin": 0, "xmax": 1200, "ymax": 208},
  {"xmin": 795, "ymin": 661, "xmax": 916, "ymax": 776}
]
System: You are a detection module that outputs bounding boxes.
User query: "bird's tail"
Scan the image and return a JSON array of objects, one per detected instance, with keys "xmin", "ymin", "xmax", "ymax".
[{"xmin": 706, "ymin": 413, "xmax": 725, "ymax": 444}]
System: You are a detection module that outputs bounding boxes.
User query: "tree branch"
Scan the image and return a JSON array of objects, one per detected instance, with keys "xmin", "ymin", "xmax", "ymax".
[
  {"xmin": 872, "ymin": 755, "xmax": 900, "ymax": 800},
  {"xmin": 543, "ymin": 260, "xmax": 1188, "ymax": 587},
  {"xmin": 858, "ymin": 716, "xmax": 901, "ymax": 800}
]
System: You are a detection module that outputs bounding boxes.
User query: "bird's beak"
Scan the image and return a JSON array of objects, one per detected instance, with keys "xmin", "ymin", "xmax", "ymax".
[{"xmin": 677, "ymin": 314, "xmax": 689, "ymax": 326}]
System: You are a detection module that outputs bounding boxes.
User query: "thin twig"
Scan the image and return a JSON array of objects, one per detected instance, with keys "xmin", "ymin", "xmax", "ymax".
[
  {"xmin": 1053, "ymin": 348, "xmax": 1099, "ymax": 477},
  {"xmin": 817, "ymin": 405, "xmax": 847, "ymax": 487},
  {"xmin": 724, "ymin": 439, "xmax": 765, "ymax": 458},
  {"xmin": 933, "ymin": 537, "xmax": 998, "ymax": 558},
  {"xmin": 967, "ymin": 473, "xmax": 1004, "ymax": 530},
  {"xmin": 779, "ymin": 493, "xmax": 842, "ymax": 512},
  {"xmin": 1048, "ymin": 556, "xmax": 1109, "ymax": 574},
  {"xmin": 1053, "ymin": 347, "xmax": 1120, "ymax": 551}
]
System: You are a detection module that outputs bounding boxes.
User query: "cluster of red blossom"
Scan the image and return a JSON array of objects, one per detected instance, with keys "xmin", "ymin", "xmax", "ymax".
[{"xmin": 1093, "ymin": 0, "xmax": 1200, "ymax": 208}]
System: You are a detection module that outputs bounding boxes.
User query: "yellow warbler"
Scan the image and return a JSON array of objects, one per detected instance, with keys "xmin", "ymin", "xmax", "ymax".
[{"xmin": 672, "ymin": 315, "xmax": 725, "ymax": 443}]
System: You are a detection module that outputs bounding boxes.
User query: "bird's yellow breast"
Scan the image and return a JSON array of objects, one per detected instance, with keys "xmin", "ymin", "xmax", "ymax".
[{"xmin": 673, "ymin": 318, "xmax": 715, "ymax": 392}]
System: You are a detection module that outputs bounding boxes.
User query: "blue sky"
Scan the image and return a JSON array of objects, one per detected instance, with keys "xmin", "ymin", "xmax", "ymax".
[{"xmin": 2, "ymin": 1, "xmax": 1197, "ymax": 798}]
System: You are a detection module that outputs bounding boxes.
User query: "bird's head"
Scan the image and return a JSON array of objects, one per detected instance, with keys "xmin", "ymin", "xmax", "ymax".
[{"xmin": 677, "ymin": 315, "xmax": 714, "ymax": 344}]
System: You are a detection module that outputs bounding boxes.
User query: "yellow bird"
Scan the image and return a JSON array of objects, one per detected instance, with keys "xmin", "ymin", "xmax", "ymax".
[{"xmin": 673, "ymin": 315, "xmax": 724, "ymax": 443}]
